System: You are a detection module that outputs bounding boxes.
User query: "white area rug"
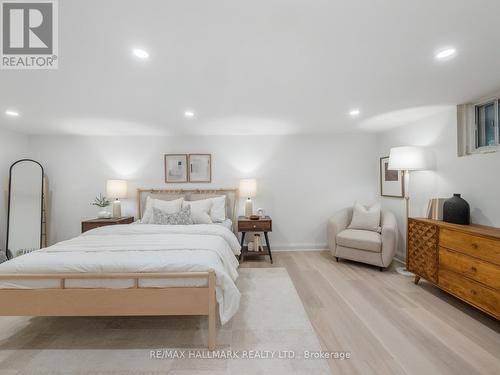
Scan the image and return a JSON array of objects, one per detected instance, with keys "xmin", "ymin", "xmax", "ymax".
[{"xmin": 0, "ymin": 268, "xmax": 330, "ymax": 374}]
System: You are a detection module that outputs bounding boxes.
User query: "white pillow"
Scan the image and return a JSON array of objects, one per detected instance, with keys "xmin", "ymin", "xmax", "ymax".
[
  {"xmin": 209, "ymin": 196, "xmax": 226, "ymax": 222},
  {"xmin": 142, "ymin": 197, "xmax": 184, "ymax": 224},
  {"xmin": 348, "ymin": 202, "xmax": 381, "ymax": 232},
  {"xmin": 185, "ymin": 196, "xmax": 226, "ymax": 222},
  {"xmin": 182, "ymin": 199, "xmax": 213, "ymax": 224}
]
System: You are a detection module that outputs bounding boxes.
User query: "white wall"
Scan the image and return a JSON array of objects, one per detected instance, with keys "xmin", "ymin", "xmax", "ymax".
[
  {"xmin": 7, "ymin": 105, "xmax": 498, "ymax": 260},
  {"xmin": 377, "ymin": 106, "xmax": 500, "ymax": 260},
  {"xmin": 4, "ymin": 108, "xmax": 498, "ymax": 259},
  {"xmin": 30, "ymin": 134, "xmax": 379, "ymax": 248},
  {"xmin": 0, "ymin": 127, "xmax": 29, "ymax": 252}
]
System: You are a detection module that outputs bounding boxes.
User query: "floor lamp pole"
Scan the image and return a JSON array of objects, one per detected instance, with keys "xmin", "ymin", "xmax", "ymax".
[
  {"xmin": 397, "ymin": 170, "xmax": 414, "ymax": 276},
  {"xmin": 404, "ymin": 194, "xmax": 410, "ymax": 267}
]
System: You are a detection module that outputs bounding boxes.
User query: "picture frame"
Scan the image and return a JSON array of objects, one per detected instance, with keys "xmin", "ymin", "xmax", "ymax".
[
  {"xmin": 188, "ymin": 154, "xmax": 212, "ymax": 183},
  {"xmin": 379, "ymin": 156, "xmax": 404, "ymax": 198},
  {"xmin": 164, "ymin": 154, "xmax": 188, "ymax": 183}
]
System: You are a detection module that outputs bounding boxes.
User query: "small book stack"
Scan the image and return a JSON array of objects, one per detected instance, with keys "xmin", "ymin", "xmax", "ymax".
[
  {"xmin": 248, "ymin": 234, "xmax": 265, "ymax": 252},
  {"xmin": 426, "ymin": 198, "xmax": 446, "ymax": 220}
]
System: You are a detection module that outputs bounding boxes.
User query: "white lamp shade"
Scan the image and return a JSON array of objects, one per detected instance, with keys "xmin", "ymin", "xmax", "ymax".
[
  {"xmin": 106, "ymin": 180, "xmax": 127, "ymax": 198},
  {"xmin": 388, "ymin": 146, "xmax": 428, "ymax": 171},
  {"xmin": 239, "ymin": 178, "xmax": 257, "ymax": 198}
]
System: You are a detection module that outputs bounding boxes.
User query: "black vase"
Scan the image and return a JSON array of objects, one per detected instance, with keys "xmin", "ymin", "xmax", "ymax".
[{"xmin": 443, "ymin": 194, "xmax": 470, "ymax": 225}]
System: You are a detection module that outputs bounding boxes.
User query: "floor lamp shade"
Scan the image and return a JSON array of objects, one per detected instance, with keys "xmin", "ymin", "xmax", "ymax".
[
  {"xmin": 239, "ymin": 179, "xmax": 257, "ymax": 217},
  {"xmin": 106, "ymin": 180, "xmax": 127, "ymax": 218},
  {"xmin": 388, "ymin": 146, "xmax": 427, "ymax": 171}
]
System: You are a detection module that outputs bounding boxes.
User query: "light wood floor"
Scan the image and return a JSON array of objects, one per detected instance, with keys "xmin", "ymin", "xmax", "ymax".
[{"xmin": 240, "ymin": 251, "xmax": 500, "ymax": 375}]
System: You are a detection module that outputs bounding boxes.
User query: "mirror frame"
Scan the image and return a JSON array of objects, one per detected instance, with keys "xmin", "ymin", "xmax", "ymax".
[{"xmin": 5, "ymin": 159, "xmax": 45, "ymax": 260}]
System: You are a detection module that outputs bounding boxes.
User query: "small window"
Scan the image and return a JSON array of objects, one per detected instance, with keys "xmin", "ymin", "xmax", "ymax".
[
  {"xmin": 457, "ymin": 95, "xmax": 500, "ymax": 156},
  {"xmin": 473, "ymin": 99, "xmax": 499, "ymax": 150}
]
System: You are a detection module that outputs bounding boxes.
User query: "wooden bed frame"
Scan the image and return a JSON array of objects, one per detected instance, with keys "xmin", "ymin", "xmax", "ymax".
[
  {"xmin": 0, "ymin": 271, "xmax": 217, "ymax": 349},
  {"xmin": 0, "ymin": 188, "xmax": 240, "ymax": 350}
]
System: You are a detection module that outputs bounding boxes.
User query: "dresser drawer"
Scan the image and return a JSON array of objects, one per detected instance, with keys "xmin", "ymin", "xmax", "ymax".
[
  {"xmin": 438, "ymin": 269, "xmax": 500, "ymax": 319},
  {"xmin": 439, "ymin": 247, "xmax": 500, "ymax": 290},
  {"xmin": 238, "ymin": 220, "xmax": 272, "ymax": 232},
  {"xmin": 440, "ymin": 228, "xmax": 500, "ymax": 266}
]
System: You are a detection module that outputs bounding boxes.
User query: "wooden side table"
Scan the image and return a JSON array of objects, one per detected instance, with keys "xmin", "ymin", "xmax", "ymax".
[
  {"xmin": 81, "ymin": 217, "xmax": 134, "ymax": 233},
  {"xmin": 238, "ymin": 216, "xmax": 273, "ymax": 263}
]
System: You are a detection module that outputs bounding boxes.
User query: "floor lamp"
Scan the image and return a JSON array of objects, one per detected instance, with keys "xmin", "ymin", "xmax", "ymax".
[{"xmin": 388, "ymin": 146, "xmax": 428, "ymax": 276}]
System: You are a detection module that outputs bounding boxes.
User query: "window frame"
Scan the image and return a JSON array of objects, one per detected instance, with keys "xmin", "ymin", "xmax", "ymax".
[
  {"xmin": 461, "ymin": 96, "xmax": 500, "ymax": 155},
  {"xmin": 474, "ymin": 98, "xmax": 499, "ymax": 151}
]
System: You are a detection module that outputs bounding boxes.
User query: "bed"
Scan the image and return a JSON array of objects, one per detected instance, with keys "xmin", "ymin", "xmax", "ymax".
[{"xmin": 0, "ymin": 188, "xmax": 241, "ymax": 350}]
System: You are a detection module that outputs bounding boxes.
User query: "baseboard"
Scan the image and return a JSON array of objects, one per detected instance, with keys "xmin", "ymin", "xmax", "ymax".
[
  {"xmin": 270, "ymin": 245, "xmax": 407, "ymax": 259},
  {"xmin": 272, "ymin": 243, "xmax": 328, "ymax": 251},
  {"xmin": 393, "ymin": 256, "xmax": 405, "ymax": 265}
]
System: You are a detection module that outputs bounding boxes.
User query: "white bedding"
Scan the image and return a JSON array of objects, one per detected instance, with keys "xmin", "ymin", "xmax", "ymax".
[
  {"xmin": 215, "ymin": 218, "xmax": 232, "ymax": 230},
  {"xmin": 0, "ymin": 224, "xmax": 242, "ymax": 324}
]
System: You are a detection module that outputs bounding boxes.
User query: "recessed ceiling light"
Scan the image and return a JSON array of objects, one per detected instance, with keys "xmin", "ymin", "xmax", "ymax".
[
  {"xmin": 349, "ymin": 109, "xmax": 360, "ymax": 117},
  {"xmin": 435, "ymin": 48, "xmax": 456, "ymax": 61},
  {"xmin": 5, "ymin": 110, "xmax": 19, "ymax": 117},
  {"xmin": 184, "ymin": 110, "xmax": 195, "ymax": 118},
  {"xmin": 132, "ymin": 48, "xmax": 149, "ymax": 59}
]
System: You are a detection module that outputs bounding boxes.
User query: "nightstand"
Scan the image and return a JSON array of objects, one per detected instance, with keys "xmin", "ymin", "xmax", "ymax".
[
  {"xmin": 81, "ymin": 217, "xmax": 134, "ymax": 233},
  {"xmin": 238, "ymin": 216, "xmax": 273, "ymax": 264}
]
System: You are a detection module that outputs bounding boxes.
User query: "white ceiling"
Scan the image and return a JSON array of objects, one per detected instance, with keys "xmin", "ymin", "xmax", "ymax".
[{"xmin": 1, "ymin": 0, "xmax": 500, "ymax": 136}]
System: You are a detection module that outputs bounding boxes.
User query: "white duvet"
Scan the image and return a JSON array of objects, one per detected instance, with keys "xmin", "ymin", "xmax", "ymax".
[{"xmin": 0, "ymin": 224, "xmax": 242, "ymax": 324}]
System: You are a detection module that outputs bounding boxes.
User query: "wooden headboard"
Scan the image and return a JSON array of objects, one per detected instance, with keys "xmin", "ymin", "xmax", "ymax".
[{"xmin": 136, "ymin": 188, "xmax": 240, "ymax": 232}]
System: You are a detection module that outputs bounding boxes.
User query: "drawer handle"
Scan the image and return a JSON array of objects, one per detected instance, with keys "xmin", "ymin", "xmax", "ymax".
[
  {"xmin": 471, "ymin": 243, "xmax": 478, "ymax": 249},
  {"xmin": 253, "ymin": 225, "xmax": 257, "ymax": 228},
  {"xmin": 470, "ymin": 266, "xmax": 477, "ymax": 272}
]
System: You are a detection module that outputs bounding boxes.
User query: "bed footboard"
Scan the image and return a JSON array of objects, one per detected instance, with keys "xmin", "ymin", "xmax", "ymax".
[{"xmin": 0, "ymin": 270, "xmax": 217, "ymax": 350}]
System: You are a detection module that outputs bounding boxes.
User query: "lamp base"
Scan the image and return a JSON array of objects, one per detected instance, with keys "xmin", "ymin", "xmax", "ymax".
[
  {"xmin": 396, "ymin": 266, "xmax": 414, "ymax": 277},
  {"xmin": 112, "ymin": 200, "xmax": 121, "ymax": 218},
  {"xmin": 245, "ymin": 198, "xmax": 253, "ymax": 218}
]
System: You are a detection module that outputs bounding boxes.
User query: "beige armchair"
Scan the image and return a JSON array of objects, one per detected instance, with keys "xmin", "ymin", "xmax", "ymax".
[{"xmin": 327, "ymin": 207, "xmax": 397, "ymax": 271}]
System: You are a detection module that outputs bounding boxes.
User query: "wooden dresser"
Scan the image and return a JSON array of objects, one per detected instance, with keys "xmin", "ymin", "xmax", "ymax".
[{"xmin": 408, "ymin": 218, "xmax": 500, "ymax": 319}]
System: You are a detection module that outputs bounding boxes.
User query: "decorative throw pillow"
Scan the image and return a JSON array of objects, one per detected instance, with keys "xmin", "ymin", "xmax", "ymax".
[
  {"xmin": 142, "ymin": 197, "xmax": 184, "ymax": 224},
  {"xmin": 189, "ymin": 196, "xmax": 226, "ymax": 222},
  {"xmin": 182, "ymin": 199, "xmax": 213, "ymax": 224},
  {"xmin": 348, "ymin": 202, "xmax": 381, "ymax": 232},
  {"xmin": 151, "ymin": 206, "xmax": 194, "ymax": 225}
]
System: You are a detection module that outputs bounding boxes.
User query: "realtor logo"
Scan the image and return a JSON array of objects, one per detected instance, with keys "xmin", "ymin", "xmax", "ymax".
[{"xmin": 1, "ymin": 0, "xmax": 58, "ymax": 69}]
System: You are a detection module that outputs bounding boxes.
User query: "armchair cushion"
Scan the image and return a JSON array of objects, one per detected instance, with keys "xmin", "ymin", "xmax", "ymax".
[
  {"xmin": 336, "ymin": 229, "xmax": 382, "ymax": 253},
  {"xmin": 348, "ymin": 202, "xmax": 381, "ymax": 232}
]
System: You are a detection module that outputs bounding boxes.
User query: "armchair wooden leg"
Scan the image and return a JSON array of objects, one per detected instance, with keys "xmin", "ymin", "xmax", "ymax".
[
  {"xmin": 379, "ymin": 267, "xmax": 384, "ymax": 272},
  {"xmin": 414, "ymin": 275, "xmax": 421, "ymax": 285},
  {"xmin": 335, "ymin": 257, "xmax": 339, "ymax": 262}
]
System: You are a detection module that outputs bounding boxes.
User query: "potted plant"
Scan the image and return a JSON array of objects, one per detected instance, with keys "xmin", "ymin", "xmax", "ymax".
[{"xmin": 91, "ymin": 193, "xmax": 111, "ymax": 218}]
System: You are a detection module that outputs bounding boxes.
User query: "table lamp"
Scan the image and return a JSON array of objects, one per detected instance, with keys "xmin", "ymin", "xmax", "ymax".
[
  {"xmin": 106, "ymin": 179, "xmax": 127, "ymax": 218},
  {"xmin": 388, "ymin": 146, "xmax": 428, "ymax": 274},
  {"xmin": 239, "ymin": 179, "xmax": 257, "ymax": 218}
]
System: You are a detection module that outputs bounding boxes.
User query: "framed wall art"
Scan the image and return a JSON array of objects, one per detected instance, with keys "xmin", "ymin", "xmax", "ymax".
[
  {"xmin": 164, "ymin": 154, "xmax": 188, "ymax": 183},
  {"xmin": 189, "ymin": 154, "xmax": 211, "ymax": 183},
  {"xmin": 379, "ymin": 156, "xmax": 404, "ymax": 198}
]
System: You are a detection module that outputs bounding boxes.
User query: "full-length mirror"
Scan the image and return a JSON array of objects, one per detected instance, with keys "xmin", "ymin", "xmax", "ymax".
[{"xmin": 6, "ymin": 159, "xmax": 46, "ymax": 259}]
